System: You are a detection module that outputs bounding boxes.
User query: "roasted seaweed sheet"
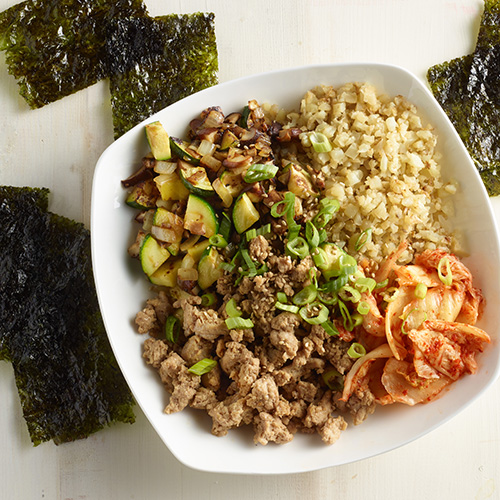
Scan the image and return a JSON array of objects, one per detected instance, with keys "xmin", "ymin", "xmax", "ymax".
[
  {"xmin": 0, "ymin": 0, "xmax": 148, "ymax": 108},
  {"xmin": 427, "ymin": 0, "xmax": 500, "ymax": 196},
  {"xmin": 107, "ymin": 13, "xmax": 218, "ymax": 138},
  {"xmin": 0, "ymin": 186, "xmax": 135, "ymax": 445}
]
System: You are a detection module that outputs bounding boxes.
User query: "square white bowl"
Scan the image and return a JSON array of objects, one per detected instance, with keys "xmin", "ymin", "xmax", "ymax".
[{"xmin": 91, "ymin": 63, "xmax": 500, "ymax": 474}]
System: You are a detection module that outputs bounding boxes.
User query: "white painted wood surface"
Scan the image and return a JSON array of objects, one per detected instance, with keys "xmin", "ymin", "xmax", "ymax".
[{"xmin": 1, "ymin": 0, "xmax": 499, "ymax": 498}]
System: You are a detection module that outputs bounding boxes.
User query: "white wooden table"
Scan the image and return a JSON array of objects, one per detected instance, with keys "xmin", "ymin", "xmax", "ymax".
[{"xmin": 1, "ymin": 1, "xmax": 499, "ymax": 498}]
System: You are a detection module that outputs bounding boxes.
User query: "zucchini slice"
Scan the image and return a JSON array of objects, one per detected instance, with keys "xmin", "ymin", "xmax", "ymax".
[
  {"xmin": 145, "ymin": 121, "xmax": 171, "ymax": 161},
  {"xmin": 198, "ymin": 247, "xmax": 224, "ymax": 289},
  {"xmin": 125, "ymin": 179, "xmax": 158, "ymax": 210},
  {"xmin": 178, "ymin": 160, "xmax": 214, "ymax": 197},
  {"xmin": 139, "ymin": 234, "xmax": 171, "ymax": 276},
  {"xmin": 149, "ymin": 258, "xmax": 183, "ymax": 288},
  {"xmin": 232, "ymin": 192, "xmax": 260, "ymax": 233},
  {"xmin": 170, "ymin": 137, "xmax": 200, "ymax": 165},
  {"xmin": 184, "ymin": 194, "xmax": 219, "ymax": 238},
  {"xmin": 186, "ymin": 239, "xmax": 211, "ymax": 262}
]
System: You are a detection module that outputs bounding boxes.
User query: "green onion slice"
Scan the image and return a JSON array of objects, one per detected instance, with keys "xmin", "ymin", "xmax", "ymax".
[
  {"xmin": 321, "ymin": 274, "xmax": 349, "ymax": 294},
  {"xmin": 292, "ymin": 284, "xmax": 318, "ymax": 305},
  {"xmin": 276, "ymin": 292, "xmax": 288, "ymax": 303},
  {"xmin": 312, "ymin": 247, "xmax": 328, "ymax": 269},
  {"xmin": 209, "ymin": 234, "xmax": 228, "ymax": 248},
  {"xmin": 188, "ymin": 358, "xmax": 217, "ymax": 376},
  {"xmin": 437, "ymin": 257, "xmax": 453, "ymax": 286},
  {"xmin": 322, "ymin": 320, "xmax": 339, "ymax": 336},
  {"xmin": 225, "ymin": 317, "xmax": 254, "ymax": 330},
  {"xmin": 338, "ymin": 300, "xmax": 354, "ymax": 331},
  {"xmin": 355, "ymin": 228, "xmax": 372, "ymax": 251},
  {"xmin": 219, "ymin": 262, "xmax": 236, "ymax": 272},
  {"xmin": 309, "ymin": 131, "xmax": 333, "ymax": 153},
  {"xmin": 414, "ymin": 283, "xmax": 428, "ymax": 299},
  {"xmin": 401, "ymin": 308, "xmax": 428, "ymax": 335},
  {"xmin": 165, "ymin": 315, "xmax": 181, "ymax": 343},
  {"xmin": 318, "ymin": 289, "xmax": 338, "ymax": 305},
  {"xmin": 244, "ymin": 163, "xmax": 279, "ymax": 183},
  {"xmin": 354, "ymin": 277, "xmax": 376, "ymax": 294},
  {"xmin": 374, "ymin": 278, "xmax": 389, "ymax": 289},
  {"xmin": 299, "ymin": 302, "xmax": 329, "ymax": 325},
  {"xmin": 347, "ymin": 342, "xmax": 366, "ymax": 359},
  {"xmin": 287, "ymin": 237, "xmax": 309, "ymax": 259},
  {"xmin": 313, "ymin": 198, "xmax": 339, "ymax": 228},
  {"xmin": 225, "ymin": 298, "xmax": 242, "ymax": 318},
  {"xmin": 338, "ymin": 285, "xmax": 361, "ymax": 303},
  {"xmin": 219, "ymin": 212, "xmax": 232, "ymax": 242},
  {"xmin": 201, "ymin": 293, "xmax": 216, "ymax": 307},
  {"xmin": 305, "ymin": 221, "xmax": 320, "ymax": 248},
  {"xmin": 357, "ymin": 301, "xmax": 370, "ymax": 315},
  {"xmin": 275, "ymin": 302, "xmax": 300, "ymax": 313},
  {"xmin": 322, "ymin": 368, "xmax": 343, "ymax": 391}
]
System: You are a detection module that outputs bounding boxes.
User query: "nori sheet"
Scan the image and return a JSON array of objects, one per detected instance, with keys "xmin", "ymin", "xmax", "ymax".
[
  {"xmin": 0, "ymin": 0, "xmax": 148, "ymax": 108},
  {"xmin": 0, "ymin": 186, "xmax": 135, "ymax": 445},
  {"xmin": 427, "ymin": 0, "xmax": 500, "ymax": 196},
  {"xmin": 107, "ymin": 13, "xmax": 219, "ymax": 138}
]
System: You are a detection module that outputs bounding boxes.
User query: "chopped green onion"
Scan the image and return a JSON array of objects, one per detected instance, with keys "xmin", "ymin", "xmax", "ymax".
[
  {"xmin": 225, "ymin": 317, "xmax": 254, "ymax": 330},
  {"xmin": 357, "ymin": 301, "xmax": 370, "ymax": 315},
  {"xmin": 414, "ymin": 283, "xmax": 428, "ymax": 299},
  {"xmin": 321, "ymin": 274, "xmax": 349, "ymax": 294},
  {"xmin": 322, "ymin": 320, "xmax": 339, "ymax": 336},
  {"xmin": 338, "ymin": 285, "xmax": 361, "ymax": 303},
  {"xmin": 287, "ymin": 223, "xmax": 301, "ymax": 242},
  {"xmin": 209, "ymin": 234, "xmax": 228, "ymax": 248},
  {"xmin": 246, "ymin": 223, "xmax": 272, "ymax": 242},
  {"xmin": 312, "ymin": 247, "xmax": 328, "ymax": 269},
  {"xmin": 437, "ymin": 257, "xmax": 453, "ymax": 286},
  {"xmin": 244, "ymin": 163, "xmax": 279, "ymax": 183},
  {"xmin": 165, "ymin": 315, "xmax": 181, "ymax": 343},
  {"xmin": 352, "ymin": 313, "xmax": 363, "ymax": 328},
  {"xmin": 270, "ymin": 192, "xmax": 295, "ymax": 221},
  {"xmin": 225, "ymin": 298, "xmax": 242, "ymax": 318},
  {"xmin": 292, "ymin": 284, "xmax": 318, "ymax": 305},
  {"xmin": 318, "ymin": 229, "xmax": 328, "ymax": 245},
  {"xmin": 275, "ymin": 302, "xmax": 300, "ymax": 313},
  {"xmin": 287, "ymin": 237, "xmax": 309, "ymax": 259},
  {"xmin": 201, "ymin": 293, "xmax": 216, "ymax": 307},
  {"xmin": 313, "ymin": 198, "xmax": 339, "ymax": 228},
  {"xmin": 354, "ymin": 277, "xmax": 377, "ymax": 293},
  {"xmin": 305, "ymin": 221, "xmax": 320, "ymax": 248},
  {"xmin": 355, "ymin": 228, "xmax": 372, "ymax": 251},
  {"xmin": 219, "ymin": 261, "xmax": 236, "ymax": 272},
  {"xmin": 322, "ymin": 368, "xmax": 343, "ymax": 391},
  {"xmin": 317, "ymin": 289, "xmax": 338, "ymax": 305},
  {"xmin": 240, "ymin": 248, "xmax": 257, "ymax": 277},
  {"xmin": 188, "ymin": 358, "xmax": 217, "ymax": 375},
  {"xmin": 309, "ymin": 131, "xmax": 333, "ymax": 153},
  {"xmin": 219, "ymin": 212, "xmax": 232, "ymax": 242},
  {"xmin": 245, "ymin": 228, "xmax": 257, "ymax": 241},
  {"xmin": 299, "ymin": 302, "xmax": 329, "ymax": 325},
  {"xmin": 338, "ymin": 300, "xmax": 354, "ymax": 331},
  {"xmin": 374, "ymin": 278, "xmax": 389, "ymax": 289},
  {"xmin": 276, "ymin": 292, "xmax": 288, "ymax": 303},
  {"xmin": 401, "ymin": 308, "xmax": 427, "ymax": 335},
  {"xmin": 347, "ymin": 342, "xmax": 366, "ymax": 359}
]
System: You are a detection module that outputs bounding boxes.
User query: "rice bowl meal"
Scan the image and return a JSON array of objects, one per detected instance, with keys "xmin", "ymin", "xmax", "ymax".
[{"xmin": 123, "ymin": 81, "xmax": 491, "ymax": 446}]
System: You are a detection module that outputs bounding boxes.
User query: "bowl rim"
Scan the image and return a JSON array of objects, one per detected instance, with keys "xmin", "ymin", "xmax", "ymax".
[{"xmin": 91, "ymin": 61, "xmax": 500, "ymax": 474}]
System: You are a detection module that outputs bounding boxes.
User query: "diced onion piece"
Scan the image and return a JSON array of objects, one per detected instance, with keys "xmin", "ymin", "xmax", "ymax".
[
  {"xmin": 197, "ymin": 139, "xmax": 215, "ymax": 156},
  {"xmin": 213, "ymin": 178, "xmax": 233, "ymax": 208},
  {"xmin": 151, "ymin": 225, "xmax": 177, "ymax": 243},
  {"xmin": 154, "ymin": 161, "xmax": 177, "ymax": 174},
  {"xmin": 177, "ymin": 267, "xmax": 198, "ymax": 281}
]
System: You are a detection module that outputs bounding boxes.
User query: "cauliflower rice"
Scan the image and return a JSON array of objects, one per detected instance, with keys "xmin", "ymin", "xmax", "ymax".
[{"xmin": 266, "ymin": 82, "xmax": 459, "ymax": 264}]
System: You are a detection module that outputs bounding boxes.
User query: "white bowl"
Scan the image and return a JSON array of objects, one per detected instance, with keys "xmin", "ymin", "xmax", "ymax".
[{"xmin": 91, "ymin": 63, "xmax": 500, "ymax": 474}]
